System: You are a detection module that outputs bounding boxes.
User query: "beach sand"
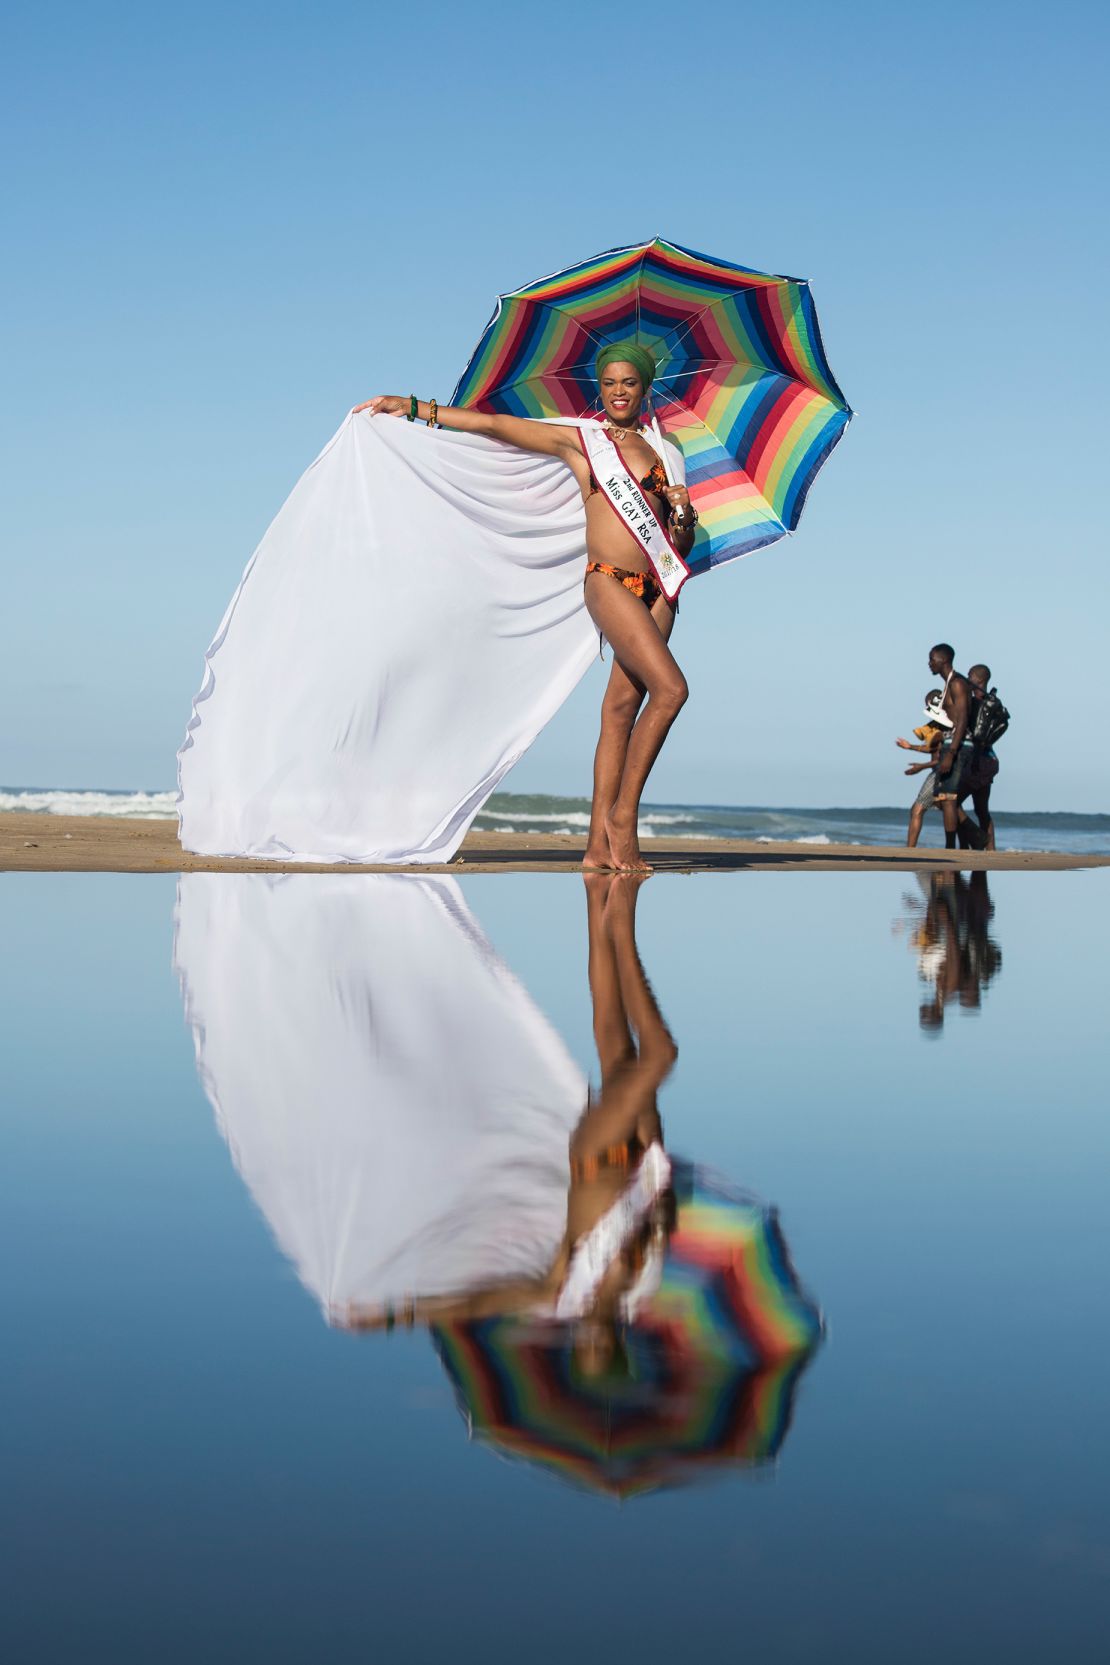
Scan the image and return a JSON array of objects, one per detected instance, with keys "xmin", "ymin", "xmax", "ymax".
[{"xmin": 2, "ymin": 813, "xmax": 1106, "ymax": 874}]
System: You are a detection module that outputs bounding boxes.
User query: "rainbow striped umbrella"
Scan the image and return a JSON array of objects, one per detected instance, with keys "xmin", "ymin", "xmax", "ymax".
[
  {"xmin": 432, "ymin": 1165, "xmax": 823, "ymax": 1498},
  {"xmin": 451, "ymin": 237, "xmax": 852, "ymax": 576}
]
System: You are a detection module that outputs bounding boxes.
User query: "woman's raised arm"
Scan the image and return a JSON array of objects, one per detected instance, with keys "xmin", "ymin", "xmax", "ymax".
[{"xmin": 354, "ymin": 394, "xmax": 576, "ymax": 459}]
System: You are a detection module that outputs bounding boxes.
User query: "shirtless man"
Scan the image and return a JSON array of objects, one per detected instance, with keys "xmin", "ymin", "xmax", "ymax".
[{"xmin": 928, "ymin": 643, "xmax": 972, "ymax": 849}]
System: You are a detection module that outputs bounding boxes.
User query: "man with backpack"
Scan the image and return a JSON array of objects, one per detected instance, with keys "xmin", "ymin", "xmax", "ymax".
[{"xmin": 960, "ymin": 664, "xmax": 1010, "ymax": 851}]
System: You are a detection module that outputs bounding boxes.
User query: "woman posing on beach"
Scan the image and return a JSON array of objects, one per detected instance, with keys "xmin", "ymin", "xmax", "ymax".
[{"xmin": 357, "ymin": 344, "xmax": 696, "ymax": 873}]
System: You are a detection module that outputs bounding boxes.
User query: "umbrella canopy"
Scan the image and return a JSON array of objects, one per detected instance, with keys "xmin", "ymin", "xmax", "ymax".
[
  {"xmin": 451, "ymin": 236, "xmax": 852, "ymax": 575},
  {"xmin": 433, "ymin": 1164, "xmax": 823, "ymax": 1497}
]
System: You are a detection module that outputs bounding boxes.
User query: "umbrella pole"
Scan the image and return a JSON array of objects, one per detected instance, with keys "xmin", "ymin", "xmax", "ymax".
[{"xmin": 647, "ymin": 392, "xmax": 674, "ymax": 488}]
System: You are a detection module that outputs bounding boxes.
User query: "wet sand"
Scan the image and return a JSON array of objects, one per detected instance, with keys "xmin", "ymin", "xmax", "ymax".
[{"xmin": 2, "ymin": 813, "xmax": 1106, "ymax": 874}]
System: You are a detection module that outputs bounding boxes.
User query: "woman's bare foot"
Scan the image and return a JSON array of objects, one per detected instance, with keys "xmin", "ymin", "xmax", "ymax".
[
  {"xmin": 605, "ymin": 808, "xmax": 652, "ymax": 873},
  {"xmin": 581, "ymin": 838, "xmax": 615, "ymax": 872}
]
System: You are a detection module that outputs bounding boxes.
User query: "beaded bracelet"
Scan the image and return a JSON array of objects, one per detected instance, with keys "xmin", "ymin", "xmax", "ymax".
[
  {"xmin": 427, "ymin": 398, "xmax": 439, "ymax": 429},
  {"xmin": 407, "ymin": 394, "xmax": 418, "ymax": 422}
]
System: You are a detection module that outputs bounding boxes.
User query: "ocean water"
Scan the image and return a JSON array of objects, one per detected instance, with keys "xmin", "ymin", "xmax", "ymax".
[
  {"xmin": 4, "ymin": 785, "xmax": 1108, "ymax": 856},
  {"xmin": 1, "ymin": 866, "xmax": 1108, "ymax": 1662}
]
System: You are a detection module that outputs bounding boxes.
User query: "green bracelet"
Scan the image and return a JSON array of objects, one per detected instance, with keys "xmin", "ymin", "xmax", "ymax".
[{"xmin": 408, "ymin": 394, "xmax": 418, "ymax": 422}]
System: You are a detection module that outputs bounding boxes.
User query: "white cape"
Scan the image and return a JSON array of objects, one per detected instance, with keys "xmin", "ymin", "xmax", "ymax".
[
  {"xmin": 177, "ymin": 412, "xmax": 601, "ymax": 862},
  {"xmin": 173, "ymin": 873, "xmax": 587, "ymax": 1319}
]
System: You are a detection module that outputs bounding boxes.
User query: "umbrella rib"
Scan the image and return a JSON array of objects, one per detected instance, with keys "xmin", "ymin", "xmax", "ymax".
[
  {"xmin": 513, "ymin": 237, "xmax": 662, "ymax": 361},
  {"xmin": 634, "ymin": 243, "xmax": 649, "ymax": 344},
  {"xmin": 499, "ymin": 238, "xmax": 650, "ymax": 305},
  {"xmin": 660, "ymin": 282, "xmax": 802, "ymax": 367},
  {"xmin": 472, "ymin": 293, "xmax": 614, "ymax": 384},
  {"xmin": 664, "ymin": 289, "xmax": 849, "ymax": 408},
  {"xmin": 479, "ymin": 245, "xmax": 792, "ymax": 396},
  {"xmin": 655, "ymin": 387, "xmax": 788, "ymax": 532}
]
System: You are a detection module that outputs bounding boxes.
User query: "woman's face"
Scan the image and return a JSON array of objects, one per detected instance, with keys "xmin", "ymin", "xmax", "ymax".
[{"xmin": 599, "ymin": 363, "xmax": 645, "ymax": 422}]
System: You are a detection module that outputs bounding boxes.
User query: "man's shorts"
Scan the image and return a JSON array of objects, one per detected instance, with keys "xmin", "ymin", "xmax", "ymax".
[
  {"xmin": 961, "ymin": 750, "xmax": 999, "ymax": 797},
  {"xmin": 934, "ymin": 741, "xmax": 973, "ymax": 799},
  {"xmin": 913, "ymin": 768, "xmax": 939, "ymax": 809}
]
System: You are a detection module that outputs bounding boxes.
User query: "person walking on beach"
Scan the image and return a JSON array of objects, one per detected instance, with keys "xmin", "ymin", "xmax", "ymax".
[
  {"xmin": 897, "ymin": 689, "xmax": 949, "ymax": 847},
  {"xmin": 961, "ymin": 663, "xmax": 1005, "ymax": 851},
  {"xmin": 357, "ymin": 346, "xmax": 696, "ymax": 874},
  {"xmin": 927, "ymin": 644, "xmax": 972, "ymax": 849},
  {"xmin": 898, "ymin": 668, "xmax": 998, "ymax": 850}
]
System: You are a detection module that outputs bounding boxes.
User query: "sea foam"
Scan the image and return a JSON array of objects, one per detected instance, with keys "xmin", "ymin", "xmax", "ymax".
[{"xmin": 0, "ymin": 788, "xmax": 178, "ymax": 818}]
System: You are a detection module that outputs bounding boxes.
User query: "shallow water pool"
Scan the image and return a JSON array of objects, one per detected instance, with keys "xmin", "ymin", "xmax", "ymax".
[{"xmin": 2, "ymin": 868, "xmax": 1107, "ymax": 1663}]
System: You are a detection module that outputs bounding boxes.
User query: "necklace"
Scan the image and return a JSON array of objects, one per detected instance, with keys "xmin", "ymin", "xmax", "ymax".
[{"xmin": 604, "ymin": 420, "xmax": 641, "ymax": 444}]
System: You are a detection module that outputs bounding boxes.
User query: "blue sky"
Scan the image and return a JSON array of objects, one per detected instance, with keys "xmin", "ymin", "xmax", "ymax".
[{"xmin": 3, "ymin": 0, "xmax": 1107, "ymax": 809}]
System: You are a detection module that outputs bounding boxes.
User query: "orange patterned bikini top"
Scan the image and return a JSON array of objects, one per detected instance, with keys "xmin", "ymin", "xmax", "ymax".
[
  {"xmin": 570, "ymin": 1137, "xmax": 641, "ymax": 1184},
  {"xmin": 587, "ymin": 457, "xmax": 670, "ymax": 512}
]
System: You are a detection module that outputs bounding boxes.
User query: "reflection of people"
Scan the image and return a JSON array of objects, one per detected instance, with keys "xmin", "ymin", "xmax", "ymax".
[
  {"xmin": 904, "ymin": 870, "xmax": 1003, "ymax": 1032},
  {"xmin": 358, "ymin": 346, "xmax": 695, "ymax": 874}
]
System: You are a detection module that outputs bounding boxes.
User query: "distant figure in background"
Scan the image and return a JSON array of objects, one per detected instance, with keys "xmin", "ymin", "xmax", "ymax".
[
  {"xmin": 898, "ymin": 662, "xmax": 1007, "ymax": 851},
  {"xmin": 928, "ymin": 644, "xmax": 972, "ymax": 849},
  {"xmin": 897, "ymin": 689, "xmax": 949, "ymax": 848},
  {"xmin": 960, "ymin": 664, "xmax": 1008, "ymax": 852}
]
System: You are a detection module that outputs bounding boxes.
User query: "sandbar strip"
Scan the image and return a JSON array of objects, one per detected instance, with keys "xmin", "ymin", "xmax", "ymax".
[{"xmin": 1, "ymin": 813, "xmax": 1106, "ymax": 875}]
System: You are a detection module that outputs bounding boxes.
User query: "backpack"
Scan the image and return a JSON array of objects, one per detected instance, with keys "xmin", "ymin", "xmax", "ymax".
[{"xmin": 972, "ymin": 687, "xmax": 1010, "ymax": 749}]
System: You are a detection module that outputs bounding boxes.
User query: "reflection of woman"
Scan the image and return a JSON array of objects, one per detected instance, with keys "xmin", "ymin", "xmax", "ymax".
[
  {"xmin": 358, "ymin": 345, "xmax": 695, "ymax": 873},
  {"xmin": 561, "ymin": 871, "xmax": 678, "ymax": 1372},
  {"xmin": 341, "ymin": 876, "xmax": 824, "ymax": 1501},
  {"xmin": 342, "ymin": 874, "xmax": 677, "ymax": 1368}
]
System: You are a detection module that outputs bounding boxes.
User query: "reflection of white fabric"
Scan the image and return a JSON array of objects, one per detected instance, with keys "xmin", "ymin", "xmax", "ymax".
[
  {"xmin": 173, "ymin": 874, "xmax": 586, "ymax": 1316},
  {"xmin": 177, "ymin": 412, "xmax": 601, "ymax": 862}
]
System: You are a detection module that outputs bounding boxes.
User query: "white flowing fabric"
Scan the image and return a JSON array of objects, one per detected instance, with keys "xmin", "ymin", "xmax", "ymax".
[
  {"xmin": 177, "ymin": 412, "xmax": 601, "ymax": 862},
  {"xmin": 173, "ymin": 873, "xmax": 587, "ymax": 1319}
]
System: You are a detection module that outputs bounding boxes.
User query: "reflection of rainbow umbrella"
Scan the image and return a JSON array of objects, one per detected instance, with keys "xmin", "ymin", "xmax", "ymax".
[
  {"xmin": 451, "ymin": 237, "xmax": 851, "ymax": 576},
  {"xmin": 433, "ymin": 1165, "xmax": 822, "ymax": 1498}
]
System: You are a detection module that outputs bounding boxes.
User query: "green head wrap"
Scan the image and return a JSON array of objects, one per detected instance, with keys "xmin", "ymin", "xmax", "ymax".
[{"xmin": 596, "ymin": 340, "xmax": 656, "ymax": 392}]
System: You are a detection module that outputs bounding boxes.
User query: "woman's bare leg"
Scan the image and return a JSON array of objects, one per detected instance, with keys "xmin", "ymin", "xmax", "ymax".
[
  {"xmin": 583, "ymin": 663, "xmax": 645, "ymax": 868},
  {"xmin": 583, "ymin": 575, "xmax": 686, "ymax": 872},
  {"xmin": 582, "ymin": 595, "xmax": 676, "ymax": 868}
]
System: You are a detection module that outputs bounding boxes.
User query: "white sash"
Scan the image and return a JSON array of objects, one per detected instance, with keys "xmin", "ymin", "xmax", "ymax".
[
  {"xmin": 554, "ymin": 1142, "xmax": 673, "ymax": 1321},
  {"xmin": 577, "ymin": 421, "xmax": 691, "ymax": 601}
]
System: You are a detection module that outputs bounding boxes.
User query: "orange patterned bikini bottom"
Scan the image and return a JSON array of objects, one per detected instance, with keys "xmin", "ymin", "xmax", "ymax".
[{"xmin": 585, "ymin": 561, "xmax": 662, "ymax": 610}]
